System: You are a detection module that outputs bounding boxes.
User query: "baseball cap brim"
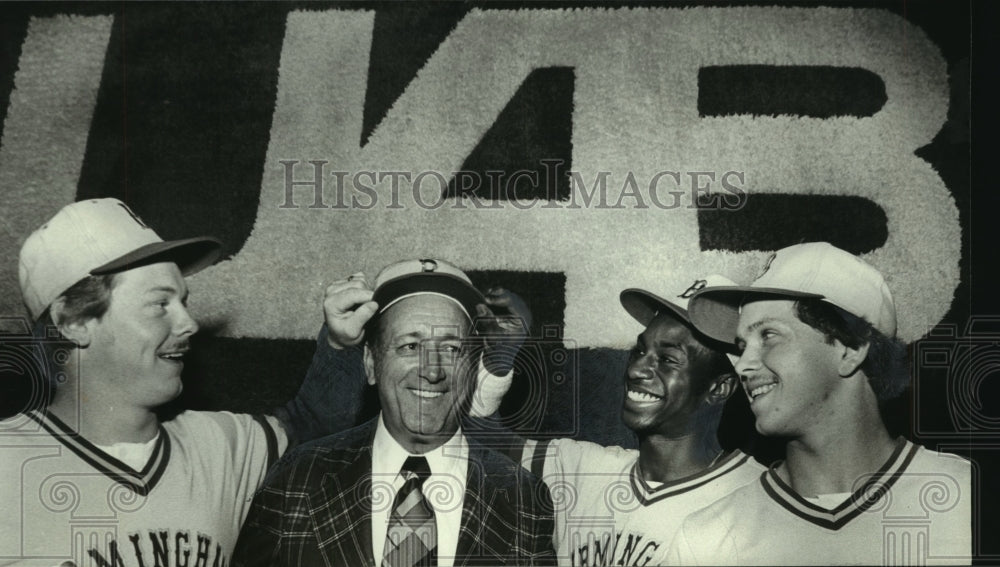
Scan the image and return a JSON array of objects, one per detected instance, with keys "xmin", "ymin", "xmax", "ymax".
[
  {"xmin": 373, "ymin": 272, "xmax": 486, "ymax": 320},
  {"xmin": 687, "ymin": 286, "xmax": 824, "ymax": 344},
  {"xmin": 91, "ymin": 237, "xmax": 223, "ymax": 277},
  {"xmin": 620, "ymin": 287, "xmax": 744, "ymax": 364},
  {"xmin": 619, "ymin": 288, "xmax": 691, "ymax": 327}
]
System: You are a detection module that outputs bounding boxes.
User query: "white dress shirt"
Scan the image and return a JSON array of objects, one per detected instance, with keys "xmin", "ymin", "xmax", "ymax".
[{"xmin": 371, "ymin": 414, "xmax": 468, "ymax": 566}]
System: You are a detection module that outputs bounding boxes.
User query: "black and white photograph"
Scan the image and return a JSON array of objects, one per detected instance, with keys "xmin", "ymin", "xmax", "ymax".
[{"xmin": 0, "ymin": 1, "xmax": 990, "ymax": 565}]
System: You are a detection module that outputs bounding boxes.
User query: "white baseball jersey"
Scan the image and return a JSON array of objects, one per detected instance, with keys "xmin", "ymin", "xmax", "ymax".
[
  {"xmin": 0, "ymin": 409, "xmax": 288, "ymax": 567},
  {"xmin": 668, "ymin": 438, "xmax": 972, "ymax": 565},
  {"xmin": 521, "ymin": 438, "xmax": 765, "ymax": 566}
]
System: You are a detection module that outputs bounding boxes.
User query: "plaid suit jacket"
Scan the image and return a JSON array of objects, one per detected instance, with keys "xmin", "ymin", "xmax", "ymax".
[{"xmin": 232, "ymin": 419, "xmax": 556, "ymax": 566}]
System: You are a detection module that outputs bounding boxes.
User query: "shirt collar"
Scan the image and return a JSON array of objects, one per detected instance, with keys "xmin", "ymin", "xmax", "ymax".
[{"xmin": 372, "ymin": 413, "xmax": 468, "ymax": 482}]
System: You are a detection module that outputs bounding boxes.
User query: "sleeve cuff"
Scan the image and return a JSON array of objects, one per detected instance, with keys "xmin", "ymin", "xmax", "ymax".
[{"xmin": 469, "ymin": 354, "xmax": 513, "ymax": 417}]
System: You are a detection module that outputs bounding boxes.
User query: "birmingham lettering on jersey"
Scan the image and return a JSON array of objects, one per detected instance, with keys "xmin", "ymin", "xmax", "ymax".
[
  {"xmin": 86, "ymin": 530, "xmax": 228, "ymax": 567},
  {"xmin": 570, "ymin": 531, "xmax": 662, "ymax": 567}
]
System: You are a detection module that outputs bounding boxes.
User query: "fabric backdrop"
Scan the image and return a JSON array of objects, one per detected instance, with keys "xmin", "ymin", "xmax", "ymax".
[{"xmin": 0, "ymin": 0, "xmax": 991, "ymax": 555}]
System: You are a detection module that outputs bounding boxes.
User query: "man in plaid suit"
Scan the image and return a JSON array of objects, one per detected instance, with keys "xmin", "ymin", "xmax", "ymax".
[{"xmin": 232, "ymin": 259, "xmax": 556, "ymax": 567}]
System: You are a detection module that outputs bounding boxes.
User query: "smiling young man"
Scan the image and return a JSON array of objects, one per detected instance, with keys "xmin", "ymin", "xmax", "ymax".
[
  {"xmin": 311, "ymin": 272, "xmax": 765, "ymax": 566},
  {"xmin": 510, "ymin": 277, "xmax": 765, "ymax": 567},
  {"xmin": 231, "ymin": 259, "xmax": 556, "ymax": 567},
  {"xmin": 668, "ymin": 242, "xmax": 972, "ymax": 565},
  {"xmin": 0, "ymin": 198, "xmax": 351, "ymax": 567}
]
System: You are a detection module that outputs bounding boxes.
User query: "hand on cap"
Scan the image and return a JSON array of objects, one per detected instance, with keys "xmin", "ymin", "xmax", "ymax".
[
  {"xmin": 324, "ymin": 272, "xmax": 378, "ymax": 349},
  {"xmin": 475, "ymin": 287, "xmax": 532, "ymax": 376}
]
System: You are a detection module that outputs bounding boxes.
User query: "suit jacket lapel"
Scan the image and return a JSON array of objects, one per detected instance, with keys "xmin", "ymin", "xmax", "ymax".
[
  {"xmin": 456, "ymin": 447, "xmax": 516, "ymax": 566},
  {"xmin": 309, "ymin": 425, "xmax": 378, "ymax": 566}
]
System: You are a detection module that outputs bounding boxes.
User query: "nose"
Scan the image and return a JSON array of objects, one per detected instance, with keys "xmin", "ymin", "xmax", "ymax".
[
  {"xmin": 174, "ymin": 304, "xmax": 199, "ymax": 337},
  {"xmin": 419, "ymin": 344, "xmax": 447, "ymax": 383},
  {"xmin": 627, "ymin": 351, "xmax": 654, "ymax": 382},
  {"xmin": 734, "ymin": 344, "xmax": 759, "ymax": 381}
]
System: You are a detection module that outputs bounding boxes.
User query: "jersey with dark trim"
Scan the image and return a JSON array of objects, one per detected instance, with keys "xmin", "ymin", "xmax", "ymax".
[
  {"xmin": 520, "ymin": 438, "xmax": 764, "ymax": 566},
  {"xmin": 668, "ymin": 438, "xmax": 972, "ymax": 565},
  {"xmin": 23, "ymin": 410, "xmax": 171, "ymax": 496},
  {"xmin": 0, "ymin": 410, "xmax": 288, "ymax": 567}
]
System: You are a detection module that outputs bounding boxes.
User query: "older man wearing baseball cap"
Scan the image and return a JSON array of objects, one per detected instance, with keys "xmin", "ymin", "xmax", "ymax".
[
  {"xmin": 232, "ymin": 258, "xmax": 556, "ymax": 567},
  {"xmin": 1, "ymin": 198, "xmax": 343, "ymax": 567},
  {"xmin": 667, "ymin": 242, "xmax": 972, "ymax": 565}
]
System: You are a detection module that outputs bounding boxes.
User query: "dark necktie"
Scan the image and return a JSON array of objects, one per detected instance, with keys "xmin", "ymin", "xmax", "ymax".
[{"xmin": 382, "ymin": 456, "xmax": 437, "ymax": 567}]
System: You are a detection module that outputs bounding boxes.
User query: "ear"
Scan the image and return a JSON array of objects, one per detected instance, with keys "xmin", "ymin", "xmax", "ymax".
[
  {"xmin": 837, "ymin": 341, "xmax": 870, "ymax": 377},
  {"xmin": 49, "ymin": 299, "xmax": 92, "ymax": 348},
  {"xmin": 705, "ymin": 373, "xmax": 737, "ymax": 406},
  {"xmin": 363, "ymin": 344, "xmax": 377, "ymax": 386}
]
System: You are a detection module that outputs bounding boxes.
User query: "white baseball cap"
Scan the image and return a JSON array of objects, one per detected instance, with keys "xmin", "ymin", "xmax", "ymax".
[
  {"xmin": 687, "ymin": 242, "xmax": 897, "ymax": 344},
  {"xmin": 372, "ymin": 258, "xmax": 485, "ymax": 321},
  {"xmin": 19, "ymin": 198, "xmax": 222, "ymax": 319},
  {"xmin": 620, "ymin": 274, "xmax": 741, "ymax": 366}
]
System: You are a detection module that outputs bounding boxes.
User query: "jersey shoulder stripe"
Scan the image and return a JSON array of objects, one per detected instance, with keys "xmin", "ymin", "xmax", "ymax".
[
  {"xmin": 24, "ymin": 409, "xmax": 171, "ymax": 496},
  {"xmin": 631, "ymin": 449, "xmax": 761, "ymax": 505},
  {"xmin": 529, "ymin": 438, "xmax": 550, "ymax": 478},
  {"xmin": 252, "ymin": 413, "xmax": 279, "ymax": 470},
  {"xmin": 760, "ymin": 437, "xmax": 919, "ymax": 530}
]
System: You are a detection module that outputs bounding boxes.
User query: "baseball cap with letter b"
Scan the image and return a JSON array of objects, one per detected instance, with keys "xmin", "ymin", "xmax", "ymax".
[
  {"xmin": 619, "ymin": 273, "xmax": 740, "ymax": 329},
  {"xmin": 18, "ymin": 198, "xmax": 222, "ymax": 320},
  {"xmin": 371, "ymin": 258, "xmax": 485, "ymax": 322},
  {"xmin": 687, "ymin": 242, "xmax": 897, "ymax": 344}
]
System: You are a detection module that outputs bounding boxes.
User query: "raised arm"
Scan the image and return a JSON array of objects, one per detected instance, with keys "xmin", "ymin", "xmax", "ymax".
[{"xmin": 271, "ymin": 273, "xmax": 378, "ymax": 446}]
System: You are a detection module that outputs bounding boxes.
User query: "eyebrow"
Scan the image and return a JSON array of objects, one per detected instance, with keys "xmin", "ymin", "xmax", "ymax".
[
  {"xmin": 635, "ymin": 335, "xmax": 685, "ymax": 352},
  {"xmin": 393, "ymin": 330, "xmax": 463, "ymax": 341},
  {"xmin": 146, "ymin": 286, "xmax": 189, "ymax": 301},
  {"xmin": 737, "ymin": 317, "xmax": 782, "ymax": 340}
]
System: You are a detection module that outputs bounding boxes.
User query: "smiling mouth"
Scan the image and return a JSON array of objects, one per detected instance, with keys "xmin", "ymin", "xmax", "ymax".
[
  {"xmin": 411, "ymin": 389, "xmax": 446, "ymax": 399},
  {"xmin": 746, "ymin": 382, "xmax": 777, "ymax": 401},
  {"xmin": 157, "ymin": 352, "xmax": 187, "ymax": 363},
  {"xmin": 626, "ymin": 388, "xmax": 663, "ymax": 403}
]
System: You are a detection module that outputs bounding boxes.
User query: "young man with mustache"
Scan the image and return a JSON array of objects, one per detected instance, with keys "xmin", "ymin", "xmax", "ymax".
[{"xmin": 0, "ymin": 198, "xmax": 356, "ymax": 567}]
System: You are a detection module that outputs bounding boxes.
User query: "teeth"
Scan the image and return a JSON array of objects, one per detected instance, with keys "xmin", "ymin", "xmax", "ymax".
[
  {"xmin": 413, "ymin": 390, "xmax": 444, "ymax": 399},
  {"xmin": 627, "ymin": 389, "xmax": 662, "ymax": 403},
  {"xmin": 159, "ymin": 353, "xmax": 185, "ymax": 360},
  {"xmin": 749, "ymin": 383, "xmax": 777, "ymax": 400}
]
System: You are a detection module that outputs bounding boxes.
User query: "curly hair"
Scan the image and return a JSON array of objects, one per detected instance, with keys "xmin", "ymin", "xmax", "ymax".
[{"xmin": 793, "ymin": 299, "xmax": 909, "ymax": 402}]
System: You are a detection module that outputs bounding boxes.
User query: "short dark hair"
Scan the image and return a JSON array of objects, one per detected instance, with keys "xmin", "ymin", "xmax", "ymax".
[
  {"xmin": 46, "ymin": 274, "xmax": 118, "ymax": 328},
  {"xmin": 34, "ymin": 274, "xmax": 118, "ymax": 383},
  {"xmin": 363, "ymin": 312, "xmax": 384, "ymax": 351},
  {"xmin": 680, "ymin": 335, "xmax": 733, "ymax": 395},
  {"xmin": 793, "ymin": 299, "xmax": 909, "ymax": 402}
]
